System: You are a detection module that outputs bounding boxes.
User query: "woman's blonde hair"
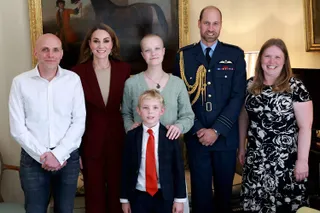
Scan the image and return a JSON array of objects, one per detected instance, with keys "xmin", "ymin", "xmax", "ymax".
[
  {"xmin": 140, "ymin": 34, "xmax": 164, "ymax": 51},
  {"xmin": 248, "ymin": 38, "xmax": 292, "ymax": 95}
]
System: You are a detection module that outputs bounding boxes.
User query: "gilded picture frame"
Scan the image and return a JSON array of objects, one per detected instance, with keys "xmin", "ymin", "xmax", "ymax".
[
  {"xmin": 28, "ymin": 0, "xmax": 189, "ymax": 71},
  {"xmin": 304, "ymin": 0, "xmax": 320, "ymax": 51}
]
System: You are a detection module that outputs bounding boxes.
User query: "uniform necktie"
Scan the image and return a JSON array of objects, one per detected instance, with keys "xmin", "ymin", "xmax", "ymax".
[
  {"xmin": 146, "ymin": 129, "xmax": 158, "ymax": 196},
  {"xmin": 206, "ymin": 47, "xmax": 211, "ymax": 64}
]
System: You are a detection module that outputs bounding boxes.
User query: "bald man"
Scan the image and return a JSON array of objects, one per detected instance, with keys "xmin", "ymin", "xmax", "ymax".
[
  {"xmin": 9, "ymin": 33, "xmax": 86, "ymax": 213},
  {"xmin": 174, "ymin": 6, "xmax": 246, "ymax": 213}
]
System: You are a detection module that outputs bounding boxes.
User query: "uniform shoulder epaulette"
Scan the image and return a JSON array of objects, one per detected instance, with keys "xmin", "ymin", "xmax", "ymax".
[
  {"xmin": 220, "ymin": 42, "xmax": 243, "ymax": 52},
  {"xmin": 177, "ymin": 43, "xmax": 197, "ymax": 53}
]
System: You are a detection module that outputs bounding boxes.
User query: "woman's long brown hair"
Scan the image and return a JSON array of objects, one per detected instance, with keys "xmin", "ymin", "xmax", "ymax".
[
  {"xmin": 249, "ymin": 38, "xmax": 292, "ymax": 95},
  {"xmin": 78, "ymin": 23, "xmax": 121, "ymax": 64}
]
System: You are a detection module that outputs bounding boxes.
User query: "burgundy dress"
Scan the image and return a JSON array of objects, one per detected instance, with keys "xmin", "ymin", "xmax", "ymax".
[{"xmin": 72, "ymin": 59, "xmax": 130, "ymax": 213}]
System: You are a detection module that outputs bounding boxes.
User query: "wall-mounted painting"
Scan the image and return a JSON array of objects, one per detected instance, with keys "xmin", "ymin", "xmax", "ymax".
[
  {"xmin": 28, "ymin": 0, "xmax": 189, "ymax": 74},
  {"xmin": 304, "ymin": 0, "xmax": 320, "ymax": 51}
]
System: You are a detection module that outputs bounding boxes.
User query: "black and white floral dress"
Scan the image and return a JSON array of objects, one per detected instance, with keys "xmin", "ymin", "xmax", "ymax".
[{"xmin": 241, "ymin": 77, "xmax": 311, "ymax": 213}]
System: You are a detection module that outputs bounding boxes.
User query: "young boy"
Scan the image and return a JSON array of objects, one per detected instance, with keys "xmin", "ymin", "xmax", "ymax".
[{"xmin": 120, "ymin": 89, "xmax": 186, "ymax": 213}]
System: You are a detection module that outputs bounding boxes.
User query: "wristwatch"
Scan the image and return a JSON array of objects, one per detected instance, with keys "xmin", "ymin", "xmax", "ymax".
[{"xmin": 213, "ymin": 128, "xmax": 220, "ymax": 136}]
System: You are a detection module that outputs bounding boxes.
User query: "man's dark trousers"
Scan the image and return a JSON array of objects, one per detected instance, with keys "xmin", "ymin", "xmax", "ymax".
[
  {"xmin": 187, "ymin": 138, "xmax": 237, "ymax": 213},
  {"xmin": 20, "ymin": 148, "xmax": 80, "ymax": 213}
]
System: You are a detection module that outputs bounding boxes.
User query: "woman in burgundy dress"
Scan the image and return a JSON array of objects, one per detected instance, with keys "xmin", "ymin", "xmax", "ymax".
[{"xmin": 72, "ymin": 23, "xmax": 130, "ymax": 213}]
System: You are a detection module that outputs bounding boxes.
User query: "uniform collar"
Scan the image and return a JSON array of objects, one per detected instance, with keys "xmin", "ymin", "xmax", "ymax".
[{"xmin": 200, "ymin": 40, "xmax": 219, "ymax": 55}]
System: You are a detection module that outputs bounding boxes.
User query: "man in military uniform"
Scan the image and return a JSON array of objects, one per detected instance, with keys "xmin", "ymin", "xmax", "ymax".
[{"xmin": 174, "ymin": 5, "xmax": 246, "ymax": 213}]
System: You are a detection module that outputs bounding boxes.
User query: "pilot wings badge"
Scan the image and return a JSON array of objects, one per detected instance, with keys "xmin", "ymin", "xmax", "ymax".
[{"xmin": 219, "ymin": 60, "xmax": 233, "ymax": 64}]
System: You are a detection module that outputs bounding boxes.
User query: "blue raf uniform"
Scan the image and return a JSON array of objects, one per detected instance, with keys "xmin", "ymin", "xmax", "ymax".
[{"xmin": 173, "ymin": 41, "xmax": 246, "ymax": 213}]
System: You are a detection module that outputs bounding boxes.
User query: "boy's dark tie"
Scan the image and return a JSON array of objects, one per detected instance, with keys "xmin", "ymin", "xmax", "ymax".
[
  {"xmin": 206, "ymin": 47, "xmax": 211, "ymax": 64},
  {"xmin": 146, "ymin": 129, "xmax": 158, "ymax": 196}
]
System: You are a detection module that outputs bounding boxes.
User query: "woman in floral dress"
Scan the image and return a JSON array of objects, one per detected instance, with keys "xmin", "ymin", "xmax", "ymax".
[{"xmin": 238, "ymin": 38, "xmax": 313, "ymax": 212}]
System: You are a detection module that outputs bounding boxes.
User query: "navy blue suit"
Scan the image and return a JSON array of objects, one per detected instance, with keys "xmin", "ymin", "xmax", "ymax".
[
  {"xmin": 120, "ymin": 124, "xmax": 186, "ymax": 213},
  {"xmin": 174, "ymin": 41, "xmax": 246, "ymax": 212}
]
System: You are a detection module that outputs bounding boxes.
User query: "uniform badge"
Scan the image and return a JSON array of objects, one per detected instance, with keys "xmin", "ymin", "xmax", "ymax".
[{"xmin": 219, "ymin": 60, "xmax": 233, "ymax": 64}]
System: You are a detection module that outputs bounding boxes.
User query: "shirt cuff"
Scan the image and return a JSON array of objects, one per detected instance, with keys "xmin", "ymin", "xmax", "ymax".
[
  {"xmin": 174, "ymin": 198, "xmax": 187, "ymax": 203},
  {"xmin": 120, "ymin": 199, "xmax": 129, "ymax": 203},
  {"xmin": 50, "ymin": 146, "xmax": 70, "ymax": 165}
]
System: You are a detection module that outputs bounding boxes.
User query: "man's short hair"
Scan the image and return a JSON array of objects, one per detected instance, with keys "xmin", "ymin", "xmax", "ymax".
[
  {"xmin": 138, "ymin": 89, "xmax": 165, "ymax": 108},
  {"xmin": 199, "ymin": 6, "xmax": 222, "ymax": 21}
]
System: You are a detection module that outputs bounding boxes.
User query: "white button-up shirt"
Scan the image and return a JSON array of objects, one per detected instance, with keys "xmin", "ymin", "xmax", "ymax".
[
  {"xmin": 136, "ymin": 123, "xmax": 160, "ymax": 191},
  {"xmin": 9, "ymin": 66, "xmax": 86, "ymax": 165}
]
